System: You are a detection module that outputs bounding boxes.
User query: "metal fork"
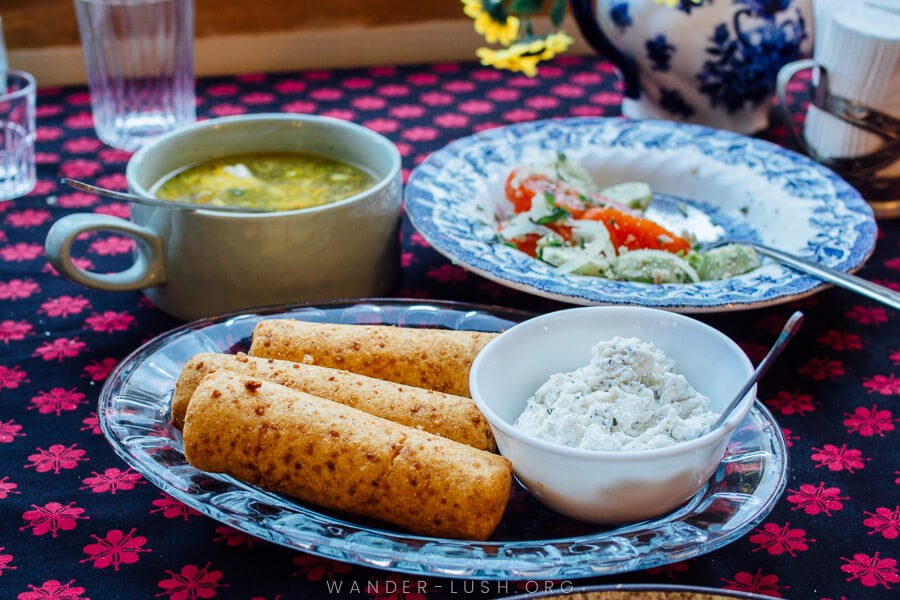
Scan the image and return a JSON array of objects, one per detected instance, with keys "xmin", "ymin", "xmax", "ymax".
[{"xmin": 711, "ymin": 240, "xmax": 900, "ymax": 311}]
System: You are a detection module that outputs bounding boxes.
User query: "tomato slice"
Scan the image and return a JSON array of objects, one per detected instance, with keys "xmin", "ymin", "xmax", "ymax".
[
  {"xmin": 503, "ymin": 223, "xmax": 574, "ymax": 258},
  {"xmin": 507, "ymin": 233, "xmax": 541, "ymax": 257},
  {"xmin": 505, "ymin": 168, "xmax": 546, "ymax": 213},
  {"xmin": 581, "ymin": 206, "xmax": 692, "ymax": 254},
  {"xmin": 504, "ymin": 168, "xmax": 587, "ymax": 216}
]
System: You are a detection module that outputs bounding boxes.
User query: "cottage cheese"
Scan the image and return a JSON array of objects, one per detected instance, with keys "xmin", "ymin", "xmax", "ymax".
[{"xmin": 514, "ymin": 337, "xmax": 719, "ymax": 451}]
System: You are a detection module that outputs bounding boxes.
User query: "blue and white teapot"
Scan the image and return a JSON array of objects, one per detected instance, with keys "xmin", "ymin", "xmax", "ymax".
[{"xmin": 569, "ymin": 0, "xmax": 814, "ymax": 134}]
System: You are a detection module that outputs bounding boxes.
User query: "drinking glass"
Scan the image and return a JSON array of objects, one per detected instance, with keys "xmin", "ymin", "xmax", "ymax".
[
  {"xmin": 0, "ymin": 70, "xmax": 36, "ymax": 200},
  {"xmin": 74, "ymin": 0, "xmax": 196, "ymax": 151}
]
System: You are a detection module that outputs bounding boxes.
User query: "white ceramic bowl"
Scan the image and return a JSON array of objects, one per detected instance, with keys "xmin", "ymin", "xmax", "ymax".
[
  {"xmin": 46, "ymin": 114, "xmax": 402, "ymax": 321},
  {"xmin": 469, "ymin": 306, "xmax": 756, "ymax": 524}
]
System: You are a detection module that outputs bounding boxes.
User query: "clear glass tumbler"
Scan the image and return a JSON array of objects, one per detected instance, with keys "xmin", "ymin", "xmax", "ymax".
[
  {"xmin": 0, "ymin": 70, "xmax": 36, "ymax": 200},
  {"xmin": 74, "ymin": 0, "xmax": 196, "ymax": 151}
]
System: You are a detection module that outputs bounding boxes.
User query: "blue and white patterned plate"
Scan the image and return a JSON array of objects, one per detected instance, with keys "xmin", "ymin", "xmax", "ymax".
[{"xmin": 405, "ymin": 118, "xmax": 877, "ymax": 312}]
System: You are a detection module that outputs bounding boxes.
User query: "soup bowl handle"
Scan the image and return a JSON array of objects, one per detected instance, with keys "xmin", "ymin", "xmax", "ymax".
[{"xmin": 45, "ymin": 213, "xmax": 166, "ymax": 292}]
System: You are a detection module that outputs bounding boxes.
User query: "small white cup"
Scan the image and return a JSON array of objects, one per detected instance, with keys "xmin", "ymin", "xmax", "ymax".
[
  {"xmin": 44, "ymin": 114, "xmax": 403, "ymax": 321},
  {"xmin": 0, "ymin": 70, "xmax": 36, "ymax": 200},
  {"xmin": 469, "ymin": 306, "xmax": 755, "ymax": 524},
  {"xmin": 74, "ymin": 0, "xmax": 196, "ymax": 151}
]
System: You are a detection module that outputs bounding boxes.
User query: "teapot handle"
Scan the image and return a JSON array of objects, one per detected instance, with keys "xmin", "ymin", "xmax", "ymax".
[{"xmin": 568, "ymin": 0, "xmax": 641, "ymax": 99}]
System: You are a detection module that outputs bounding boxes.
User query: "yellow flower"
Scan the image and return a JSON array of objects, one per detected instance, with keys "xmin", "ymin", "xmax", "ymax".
[
  {"xmin": 477, "ymin": 45, "xmax": 542, "ymax": 78},
  {"xmin": 464, "ymin": 0, "xmax": 571, "ymax": 74},
  {"xmin": 462, "ymin": 0, "xmax": 485, "ymax": 19},
  {"xmin": 465, "ymin": 0, "xmax": 695, "ymax": 74},
  {"xmin": 540, "ymin": 31, "xmax": 574, "ymax": 59},
  {"xmin": 477, "ymin": 33, "xmax": 572, "ymax": 77},
  {"xmin": 462, "ymin": 1, "xmax": 520, "ymax": 46},
  {"xmin": 476, "ymin": 12, "xmax": 521, "ymax": 46}
]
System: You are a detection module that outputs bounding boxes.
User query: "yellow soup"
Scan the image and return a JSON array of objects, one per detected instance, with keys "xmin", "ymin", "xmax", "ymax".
[{"xmin": 153, "ymin": 152, "xmax": 376, "ymax": 212}]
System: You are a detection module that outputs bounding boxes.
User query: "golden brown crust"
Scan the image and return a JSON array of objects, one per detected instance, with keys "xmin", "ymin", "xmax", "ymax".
[
  {"xmin": 182, "ymin": 371, "xmax": 512, "ymax": 540},
  {"xmin": 170, "ymin": 352, "xmax": 495, "ymax": 451},
  {"xmin": 246, "ymin": 320, "xmax": 497, "ymax": 397}
]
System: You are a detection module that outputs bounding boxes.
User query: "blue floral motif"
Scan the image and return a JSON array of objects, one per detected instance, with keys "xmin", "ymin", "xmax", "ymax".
[
  {"xmin": 697, "ymin": 7, "xmax": 808, "ymax": 112},
  {"xmin": 609, "ymin": 2, "xmax": 633, "ymax": 29},
  {"xmin": 658, "ymin": 87, "xmax": 695, "ymax": 118},
  {"xmin": 675, "ymin": 0, "xmax": 713, "ymax": 14},
  {"xmin": 646, "ymin": 34, "xmax": 676, "ymax": 71},
  {"xmin": 737, "ymin": 0, "xmax": 792, "ymax": 16}
]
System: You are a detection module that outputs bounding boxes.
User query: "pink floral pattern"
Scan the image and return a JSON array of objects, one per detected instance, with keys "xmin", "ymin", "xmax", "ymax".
[
  {"xmin": 80, "ymin": 467, "xmax": 144, "ymax": 494},
  {"xmin": 864, "ymin": 507, "xmax": 900, "ymax": 540},
  {"xmin": 81, "ymin": 528, "xmax": 150, "ymax": 570},
  {"xmin": 16, "ymin": 579, "xmax": 89, "ymax": 600},
  {"xmin": 25, "ymin": 444, "xmax": 89, "ymax": 474},
  {"xmin": 20, "ymin": 502, "xmax": 88, "ymax": 537},
  {"xmin": 748, "ymin": 522, "xmax": 813, "ymax": 557},
  {"xmin": 157, "ymin": 563, "xmax": 227, "ymax": 600},
  {"xmin": 0, "ymin": 55, "xmax": 896, "ymax": 599}
]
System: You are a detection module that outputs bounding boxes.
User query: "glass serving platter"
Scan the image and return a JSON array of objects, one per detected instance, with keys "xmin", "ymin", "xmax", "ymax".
[{"xmin": 99, "ymin": 299, "xmax": 789, "ymax": 580}]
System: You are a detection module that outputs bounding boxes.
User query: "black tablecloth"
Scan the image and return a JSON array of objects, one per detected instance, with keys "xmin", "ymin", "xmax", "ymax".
[{"xmin": 1, "ymin": 55, "xmax": 898, "ymax": 599}]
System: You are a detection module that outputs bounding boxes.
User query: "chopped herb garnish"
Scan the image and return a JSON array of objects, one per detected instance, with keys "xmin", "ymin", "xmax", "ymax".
[{"xmin": 533, "ymin": 206, "xmax": 570, "ymax": 224}]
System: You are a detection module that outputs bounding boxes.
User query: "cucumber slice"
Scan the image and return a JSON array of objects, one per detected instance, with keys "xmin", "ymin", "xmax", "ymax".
[{"xmin": 598, "ymin": 182, "xmax": 653, "ymax": 210}]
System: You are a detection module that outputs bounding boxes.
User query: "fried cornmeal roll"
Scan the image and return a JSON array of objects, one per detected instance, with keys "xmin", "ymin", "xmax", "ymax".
[
  {"xmin": 170, "ymin": 352, "xmax": 495, "ymax": 451},
  {"xmin": 182, "ymin": 371, "xmax": 512, "ymax": 540},
  {"xmin": 247, "ymin": 320, "xmax": 498, "ymax": 397}
]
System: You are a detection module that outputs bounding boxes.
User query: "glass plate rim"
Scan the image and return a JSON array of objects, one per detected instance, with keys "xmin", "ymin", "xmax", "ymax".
[{"xmin": 99, "ymin": 298, "xmax": 789, "ymax": 580}]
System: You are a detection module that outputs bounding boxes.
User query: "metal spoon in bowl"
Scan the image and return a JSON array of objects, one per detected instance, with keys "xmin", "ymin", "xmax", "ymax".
[
  {"xmin": 712, "ymin": 310, "xmax": 804, "ymax": 430},
  {"xmin": 60, "ymin": 178, "xmax": 267, "ymax": 214},
  {"xmin": 710, "ymin": 240, "xmax": 900, "ymax": 311}
]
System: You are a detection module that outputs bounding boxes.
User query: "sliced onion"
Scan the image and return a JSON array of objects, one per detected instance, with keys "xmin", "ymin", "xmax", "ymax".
[
  {"xmin": 551, "ymin": 239, "xmax": 614, "ymax": 275},
  {"xmin": 498, "ymin": 220, "xmax": 554, "ymax": 241}
]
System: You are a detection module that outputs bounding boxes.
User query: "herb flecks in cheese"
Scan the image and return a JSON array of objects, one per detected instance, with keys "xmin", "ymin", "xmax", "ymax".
[{"xmin": 514, "ymin": 337, "xmax": 719, "ymax": 451}]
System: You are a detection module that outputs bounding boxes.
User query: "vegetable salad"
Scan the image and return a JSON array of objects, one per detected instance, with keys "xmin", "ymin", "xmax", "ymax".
[{"xmin": 497, "ymin": 155, "xmax": 760, "ymax": 284}]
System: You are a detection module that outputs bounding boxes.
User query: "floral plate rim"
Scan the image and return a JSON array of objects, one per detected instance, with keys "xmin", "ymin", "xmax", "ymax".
[{"xmin": 404, "ymin": 117, "xmax": 877, "ymax": 313}]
